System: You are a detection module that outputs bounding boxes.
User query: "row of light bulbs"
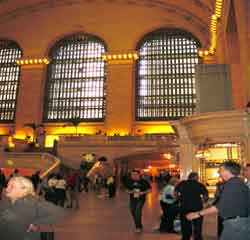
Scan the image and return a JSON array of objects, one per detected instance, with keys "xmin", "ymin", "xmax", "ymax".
[
  {"xmin": 102, "ymin": 52, "xmax": 139, "ymax": 61},
  {"xmin": 16, "ymin": 58, "xmax": 50, "ymax": 65},
  {"xmin": 198, "ymin": 0, "xmax": 224, "ymax": 58},
  {"xmin": 15, "ymin": 53, "xmax": 139, "ymax": 66}
]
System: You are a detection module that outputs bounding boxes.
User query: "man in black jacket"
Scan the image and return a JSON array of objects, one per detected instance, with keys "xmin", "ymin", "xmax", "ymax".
[
  {"xmin": 175, "ymin": 172, "xmax": 208, "ymax": 240},
  {"xmin": 126, "ymin": 170, "xmax": 151, "ymax": 233}
]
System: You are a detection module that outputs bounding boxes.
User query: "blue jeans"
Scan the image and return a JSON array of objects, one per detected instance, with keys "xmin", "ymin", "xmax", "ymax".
[{"xmin": 220, "ymin": 217, "xmax": 250, "ymax": 240}]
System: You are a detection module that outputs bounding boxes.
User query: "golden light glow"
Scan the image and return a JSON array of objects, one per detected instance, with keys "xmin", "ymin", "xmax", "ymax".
[
  {"xmin": 12, "ymin": 133, "xmax": 28, "ymax": 140},
  {"xmin": 169, "ymin": 164, "xmax": 177, "ymax": 168},
  {"xmin": 139, "ymin": 125, "xmax": 175, "ymax": 135},
  {"xmin": 45, "ymin": 135, "xmax": 60, "ymax": 148},
  {"xmin": 49, "ymin": 126, "xmax": 97, "ymax": 135},
  {"xmin": 163, "ymin": 153, "xmax": 172, "ymax": 160},
  {"xmin": 6, "ymin": 160, "xmax": 14, "ymax": 166},
  {"xmin": 199, "ymin": 0, "xmax": 224, "ymax": 58},
  {"xmin": 16, "ymin": 58, "xmax": 50, "ymax": 65},
  {"xmin": 102, "ymin": 52, "xmax": 139, "ymax": 63},
  {"xmin": 106, "ymin": 130, "xmax": 129, "ymax": 136}
]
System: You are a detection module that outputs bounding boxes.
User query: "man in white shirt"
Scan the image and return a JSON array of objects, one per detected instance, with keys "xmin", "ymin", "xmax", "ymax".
[{"xmin": 243, "ymin": 164, "xmax": 250, "ymax": 189}]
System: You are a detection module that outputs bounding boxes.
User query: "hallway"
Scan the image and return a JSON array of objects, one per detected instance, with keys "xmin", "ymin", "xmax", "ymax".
[{"xmin": 56, "ymin": 187, "xmax": 217, "ymax": 240}]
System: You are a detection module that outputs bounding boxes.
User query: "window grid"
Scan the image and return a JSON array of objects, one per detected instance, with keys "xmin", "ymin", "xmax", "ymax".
[
  {"xmin": 44, "ymin": 34, "xmax": 107, "ymax": 122},
  {"xmin": 136, "ymin": 29, "xmax": 201, "ymax": 121},
  {"xmin": 0, "ymin": 40, "xmax": 22, "ymax": 122}
]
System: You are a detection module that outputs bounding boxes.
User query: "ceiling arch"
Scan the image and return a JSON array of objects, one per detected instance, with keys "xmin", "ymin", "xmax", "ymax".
[
  {"xmin": 0, "ymin": 0, "xmax": 212, "ymax": 29},
  {"xmin": 0, "ymin": 0, "xmax": 214, "ymax": 54}
]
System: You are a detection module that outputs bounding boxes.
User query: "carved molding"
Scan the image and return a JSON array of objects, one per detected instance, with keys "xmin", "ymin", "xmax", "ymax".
[{"xmin": 180, "ymin": 110, "xmax": 250, "ymax": 144}]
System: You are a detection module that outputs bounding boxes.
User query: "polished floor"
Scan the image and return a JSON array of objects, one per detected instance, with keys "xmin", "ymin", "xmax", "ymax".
[{"xmin": 56, "ymin": 186, "xmax": 217, "ymax": 240}]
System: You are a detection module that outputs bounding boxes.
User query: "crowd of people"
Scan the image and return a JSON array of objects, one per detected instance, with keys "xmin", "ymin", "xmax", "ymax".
[
  {"xmin": 124, "ymin": 161, "xmax": 250, "ymax": 240},
  {"xmin": 0, "ymin": 160, "xmax": 250, "ymax": 240}
]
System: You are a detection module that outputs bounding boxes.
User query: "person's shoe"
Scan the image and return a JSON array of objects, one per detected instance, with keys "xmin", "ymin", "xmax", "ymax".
[{"xmin": 134, "ymin": 228, "xmax": 142, "ymax": 233}]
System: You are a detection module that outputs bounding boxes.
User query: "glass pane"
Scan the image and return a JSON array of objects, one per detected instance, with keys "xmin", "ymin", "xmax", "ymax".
[
  {"xmin": 136, "ymin": 29, "xmax": 200, "ymax": 120},
  {"xmin": 0, "ymin": 40, "xmax": 22, "ymax": 122},
  {"xmin": 44, "ymin": 34, "xmax": 107, "ymax": 122}
]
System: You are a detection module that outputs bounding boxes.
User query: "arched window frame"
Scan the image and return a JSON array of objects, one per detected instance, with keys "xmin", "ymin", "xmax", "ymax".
[
  {"xmin": 135, "ymin": 28, "xmax": 202, "ymax": 121},
  {"xmin": 0, "ymin": 39, "xmax": 22, "ymax": 122},
  {"xmin": 43, "ymin": 33, "xmax": 107, "ymax": 122}
]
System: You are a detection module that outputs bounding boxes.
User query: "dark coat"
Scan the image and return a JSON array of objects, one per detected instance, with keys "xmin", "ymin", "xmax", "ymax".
[{"xmin": 0, "ymin": 195, "xmax": 67, "ymax": 240}]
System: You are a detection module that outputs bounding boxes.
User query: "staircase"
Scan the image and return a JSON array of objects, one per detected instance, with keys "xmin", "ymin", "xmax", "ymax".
[{"xmin": 0, "ymin": 152, "xmax": 61, "ymax": 178}]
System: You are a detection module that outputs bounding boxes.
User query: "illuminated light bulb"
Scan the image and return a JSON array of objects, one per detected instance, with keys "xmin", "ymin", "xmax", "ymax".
[
  {"xmin": 123, "ymin": 54, "xmax": 128, "ymax": 59},
  {"xmin": 107, "ymin": 55, "xmax": 112, "ymax": 60},
  {"xmin": 133, "ymin": 53, "xmax": 138, "ymax": 59},
  {"xmin": 112, "ymin": 55, "xmax": 117, "ymax": 59},
  {"xmin": 211, "ymin": 14, "xmax": 218, "ymax": 20},
  {"xmin": 204, "ymin": 50, "xmax": 209, "ymax": 56},
  {"xmin": 102, "ymin": 55, "xmax": 107, "ymax": 60},
  {"xmin": 128, "ymin": 54, "xmax": 132, "ymax": 59},
  {"xmin": 16, "ymin": 60, "xmax": 20, "ymax": 65},
  {"xmin": 29, "ymin": 60, "xmax": 33, "ymax": 64},
  {"xmin": 38, "ymin": 59, "xmax": 43, "ymax": 63},
  {"xmin": 198, "ymin": 50, "xmax": 204, "ymax": 57},
  {"xmin": 118, "ymin": 54, "xmax": 122, "ymax": 59},
  {"xmin": 20, "ymin": 60, "xmax": 24, "ymax": 65},
  {"xmin": 34, "ymin": 59, "xmax": 38, "ymax": 64},
  {"xmin": 25, "ymin": 60, "xmax": 29, "ymax": 64}
]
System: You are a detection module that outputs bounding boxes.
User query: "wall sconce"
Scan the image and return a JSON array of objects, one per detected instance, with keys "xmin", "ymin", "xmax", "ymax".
[
  {"xmin": 102, "ymin": 52, "xmax": 139, "ymax": 64},
  {"xmin": 16, "ymin": 58, "xmax": 50, "ymax": 66}
]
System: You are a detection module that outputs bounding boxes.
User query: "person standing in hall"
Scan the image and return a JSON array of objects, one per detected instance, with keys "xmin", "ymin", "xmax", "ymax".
[
  {"xmin": 244, "ymin": 163, "xmax": 250, "ymax": 189},
  {"xmin": 175, "ymin": 172, "xmax": 208, "ymax": 240},
  {"xmin": 158, "ymin": 176, "xmax": 179, "ymax": 233},
  {"xmin": 213, "ymin": 180, "xmax": 224, "ymax": 238},
  {"xmin": 126, "ymin": 169, "xmax": 151, "ymax": 233},
  {"xmin": 0, "ymin": 168, "xmax": 6, "ymax": 199},
  {"xmin": 187, "ymin": 161, "xmax": 250, "ymax": 240}
]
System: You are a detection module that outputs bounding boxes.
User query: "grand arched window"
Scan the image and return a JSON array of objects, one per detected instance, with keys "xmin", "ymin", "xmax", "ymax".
[
  {"xmin": 136, "ymin": 29, "xmax": 201, "ymax": 120},
  {"xmin": 44, "ymin": 33, "xmax": 107, "ymax": 122},
  {"xmin": 0, "ymin": 40, "xmax": 22, "ymax": 122}
]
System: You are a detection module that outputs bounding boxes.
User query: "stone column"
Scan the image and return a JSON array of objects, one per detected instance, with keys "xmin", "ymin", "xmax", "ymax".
[
  {"xmin": 15, "ymin": 65, "xmax": 46, "ymax": 133},
  {"xmin": 174, "ymin": 122, "xmax": 198, "ymax": 180},
  {"xmin": 179, "ymin": 140, "xmax": 197, "ymax": 179},
  {"xmin": 105, "ymin": 61, "xmax": 135, "ymax": 135}
]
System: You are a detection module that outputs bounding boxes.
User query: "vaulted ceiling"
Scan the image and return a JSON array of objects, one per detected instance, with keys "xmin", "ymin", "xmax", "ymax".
[
  {"xmin": 0, "ymin": 0, "xmax": 215, "ymax": 52},
  {"xmin": 0, "ymin": 1, "xmax": 213, "ymax": 28}
]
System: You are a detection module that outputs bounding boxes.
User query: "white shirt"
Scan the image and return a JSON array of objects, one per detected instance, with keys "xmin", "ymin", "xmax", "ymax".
[{"xmin": 55, "ymin": 179, "xmax": 67, "ymax": 190}]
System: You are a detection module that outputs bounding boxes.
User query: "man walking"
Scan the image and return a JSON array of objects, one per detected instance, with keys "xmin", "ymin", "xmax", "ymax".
[
  {"xmin": 187, "ymin": 161, "xmax": 250, "ymax": 240},
  {"xmin": 126, "ymin": 170, "xmax": 151, "ymax": 233},
  {"xmin": 175, "ymin": 172, "xmax": 208, "ymax": 240}
]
